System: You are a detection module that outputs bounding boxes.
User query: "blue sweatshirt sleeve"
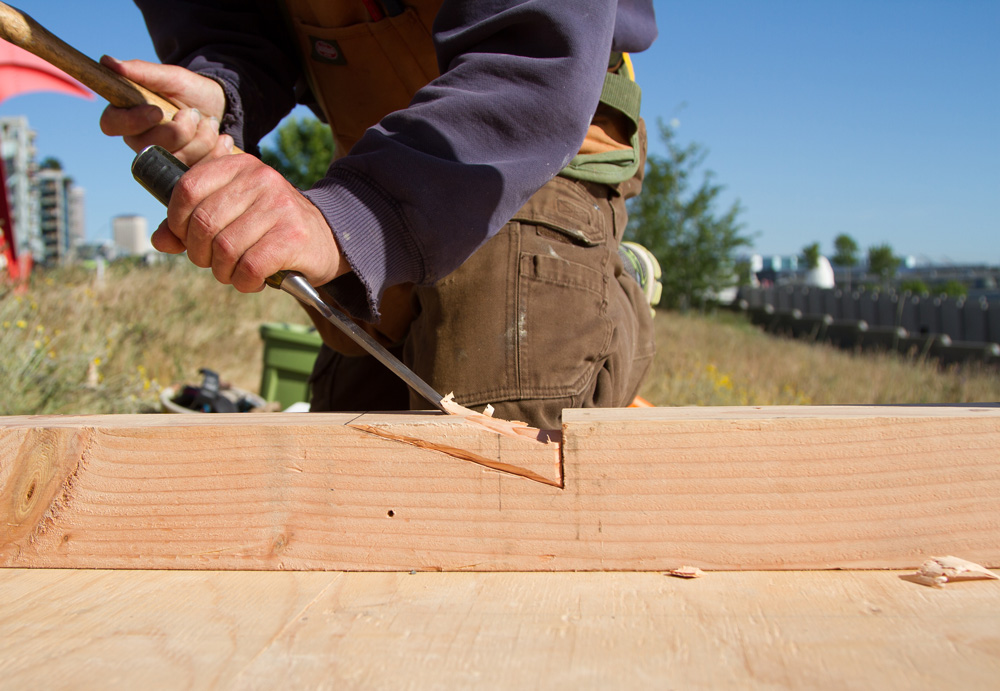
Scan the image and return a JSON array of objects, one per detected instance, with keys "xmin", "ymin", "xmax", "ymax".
[{"xmin": 134, "ymin": 0, "xmax": 656, "ymax": 322}]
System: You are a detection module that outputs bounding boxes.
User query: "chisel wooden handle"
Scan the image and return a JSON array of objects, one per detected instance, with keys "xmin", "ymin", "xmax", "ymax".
[{"xmin": 0, "ymin": 2, "xmax": 181, "ymax": 119}]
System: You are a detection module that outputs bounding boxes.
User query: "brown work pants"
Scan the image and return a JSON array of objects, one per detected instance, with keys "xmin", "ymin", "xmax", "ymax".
[{"xmin": 309, "ymin": 173, "xmax": 655, "ymax": 430}]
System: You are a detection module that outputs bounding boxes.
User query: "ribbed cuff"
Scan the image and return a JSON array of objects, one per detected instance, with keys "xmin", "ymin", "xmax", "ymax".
[
  {"xmin": 181, "ymin": 58, "xmax": 280, "ymax": 157},
  {"xmin": 304, "ymin": 167, "xmax": 426, "ymax": 323}
]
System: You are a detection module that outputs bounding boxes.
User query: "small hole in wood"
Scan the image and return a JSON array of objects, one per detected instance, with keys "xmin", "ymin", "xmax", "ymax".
[
  {"xmin": 387, "ymin": 510, "xmax": 395, "ymax": 518},
  {"xmin": 25, "ymin": 481, "xmax": 36, "ymax": 501}
]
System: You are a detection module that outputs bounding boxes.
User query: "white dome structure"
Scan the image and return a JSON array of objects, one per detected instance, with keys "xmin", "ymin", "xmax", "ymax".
[{"xmin": 805, "ymin": 255, "xmax": 835, "ymax": 288}]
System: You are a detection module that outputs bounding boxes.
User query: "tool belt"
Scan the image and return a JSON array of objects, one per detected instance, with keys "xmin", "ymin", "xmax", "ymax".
[{"xmin": 559, "ymin": 52, "xmax": 643, "ymax": 186}]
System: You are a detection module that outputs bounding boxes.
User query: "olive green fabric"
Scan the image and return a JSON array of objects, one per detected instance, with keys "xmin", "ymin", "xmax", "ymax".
[{"xmin": 559, "ymin": 71, "xmax": 643, "ymax": 185}]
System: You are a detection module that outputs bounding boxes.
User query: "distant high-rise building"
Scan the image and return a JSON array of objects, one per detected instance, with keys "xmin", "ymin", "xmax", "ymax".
[
  {"xmin": 68, "ymin": 185, "xmax": 85, "ymax": 256},
  {"xmin": 0, "ymin": 116, "xmax": 40, "ymax": 260},
  {"xmin": 113, "ymin": 214, "xmax": 150, "ymax": 256},
  {"xmin": 2, "ymin": 116, "xmax": 89, "ymax": 267},
  {"xmin": 37, "ymin": 167, "xmax": 84, "ymax": 265}
]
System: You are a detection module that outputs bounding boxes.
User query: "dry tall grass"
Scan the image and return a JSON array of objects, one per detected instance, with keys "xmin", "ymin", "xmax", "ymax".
[
  {"xmin": 639, "ymin": 310, "xmax": 1000, "ymax": 406},
  {"xmin": 2, "ymin": 262, "xmax": 997, "ymax": 415},
  {"xmin": 0, "ymin": 260, "xmax": 304, "ymax": 415}
]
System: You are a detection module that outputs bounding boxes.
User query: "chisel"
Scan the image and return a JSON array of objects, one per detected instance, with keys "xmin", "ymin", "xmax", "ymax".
[{"xmin": 131, "ymin": 145, "xmax": 448, "ymax": 414}]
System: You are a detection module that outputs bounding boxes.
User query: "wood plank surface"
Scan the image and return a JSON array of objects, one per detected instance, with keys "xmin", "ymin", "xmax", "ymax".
[
  {"xmin": 1, "ymin": 405, "xmax": 998, "ymax": 570},
  {"xmin": 1, "ymin": 569, "xmax": 997, "ymax": 689}
]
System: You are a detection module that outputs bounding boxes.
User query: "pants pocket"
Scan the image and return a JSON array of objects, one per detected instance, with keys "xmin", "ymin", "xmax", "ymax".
[{"xmin": 515, "ymin": 247, "xmax": 613, "ymax": 398}]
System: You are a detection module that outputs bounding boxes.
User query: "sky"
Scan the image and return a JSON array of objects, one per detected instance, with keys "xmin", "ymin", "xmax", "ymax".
[{"xmin": 1, "ymin": 1, "xmax": 997, "ymax": 265}]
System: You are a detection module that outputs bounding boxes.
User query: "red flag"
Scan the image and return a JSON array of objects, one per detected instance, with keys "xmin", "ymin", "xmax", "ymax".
[{"xmin": 0, "ymin": 39, "xmax": 93, "ymax": 103}]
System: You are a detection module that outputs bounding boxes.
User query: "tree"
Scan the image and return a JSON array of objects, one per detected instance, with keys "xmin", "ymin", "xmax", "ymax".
[
  {"xmin": 39, "ymin": 157, "xmax": 62, "ymax": 170},
  {"xmin": 900, "ymin": 278, "xmax": 929, "ymax": 295},
  {"xmin": 260, "ymin": 116, "xmax": 335, "ymax": 189},
  {"xmin": 625, "ymin": 119, "xmax": 752, "ymax": 310},
  {"xmin": 832, "ymin": 233, "xmax": 859, "ymax": 291},
  {"xmin": 734, "ymin": 258, "xmax": 753, "ymax": 287},
  {"xmin": 801, "ymin": 242, "xmax": 821, "ymax": 270},
  {"xmin": 940, "ymin": 280, "xmax": 968, "ymax": 297},
  {"xmin": 867, "ymin": 244, "xmax": 901, "ymax": 288},
  {"xmin": 832, "ymin": 234, "xmax": 859, "ymax": 268}
]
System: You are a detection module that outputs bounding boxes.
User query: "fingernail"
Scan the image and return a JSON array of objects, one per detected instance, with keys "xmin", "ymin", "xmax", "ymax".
[
  {"xmin": 146, "ymin": 107, "xmax": 163, "ymax": 125},
  {"xmin": 190, "ymin": 108, "xmax": 203, "ymax": 125},
  {"xmin": 221, "ymin": 134, "xmax": 234, "ymax": 153},
  {"xmin": 210, "ymin": 115, "xmax": 220, "ymax": 132}
]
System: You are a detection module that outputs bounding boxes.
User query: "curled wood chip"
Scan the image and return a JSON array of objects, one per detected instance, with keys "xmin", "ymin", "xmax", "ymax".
[
  {"xmin": 668, "ymin": 566, "xmax": 705, "ymax": 579},
  {"xmin": 908, "ymin": 556, "xmax": 998, "ymax": 588},
  {"xmin": 440, "ymin": 393, "xmax": 560, "ymax": 444}
]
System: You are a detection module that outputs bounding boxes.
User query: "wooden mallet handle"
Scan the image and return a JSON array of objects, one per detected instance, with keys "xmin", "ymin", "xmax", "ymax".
[
  {"xmin": 0, "ymin": 1, "xmax": 245, "ymax": 156},
  {"xmin": 0, "ymin": 1, "xmax": 182, "ymax": 119}
]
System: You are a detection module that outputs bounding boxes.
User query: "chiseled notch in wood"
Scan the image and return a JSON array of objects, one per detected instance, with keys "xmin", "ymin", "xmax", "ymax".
[
  {"xmin": 351, "ymin": 425, "xmax": 562, "ymax": 487},
  {"xmin": 350, "ymin": 402, "xmax": 563, "ymax": 487}
]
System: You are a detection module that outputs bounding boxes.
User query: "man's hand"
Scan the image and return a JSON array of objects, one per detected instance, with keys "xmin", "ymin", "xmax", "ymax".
[
  {"xmin": 155, "ymin": 153, "xmax": 348, "ymax": 293},
  {"xmin": 100, "ymin": 56, "xmax": 347, "ymax": 291},
  {"xmin": 98, "ymin": 56, "xmax": 230, "ymax": 165}
]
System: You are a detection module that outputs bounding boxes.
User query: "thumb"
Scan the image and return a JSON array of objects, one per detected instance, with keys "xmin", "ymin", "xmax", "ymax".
[
  {"xmin": 100, "ymin": 55, "xmax": 186, "ymax": 103},
  {"xmin": 151, "ymin": 220, "xmax": 187, "ymax": 255}
]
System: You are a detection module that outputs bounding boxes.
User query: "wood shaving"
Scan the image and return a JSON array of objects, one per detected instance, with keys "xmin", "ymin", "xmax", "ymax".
[
  {"xmin": 668, "ymin": 565, "xmax": 705, "ymax": 579},
  {"xmin": 908, "ymin": 556, "xmax": 998, "ymax": 589},
  {"xmin": 439, "ymin": 393, "xmax": 560, "ymax": 444}
]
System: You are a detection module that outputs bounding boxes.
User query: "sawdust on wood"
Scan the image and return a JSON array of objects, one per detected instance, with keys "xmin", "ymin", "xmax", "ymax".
[
  {"xmin": 668, "ymin": 566, "xmax": 705, "ymax": 579},
  {"xmin": 904, "ymin": 556, "xmax": 999, "ymax": 588}
]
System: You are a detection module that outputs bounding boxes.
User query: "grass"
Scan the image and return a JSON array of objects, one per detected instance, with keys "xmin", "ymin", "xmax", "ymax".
[
  {"xmin": 638, "ymin": 309, "xmax": 1000, "ymax": 406},
  {"xmin": 0, "ymin": 259, "xmax": 303, "ymax": 415},
  {"xmin": 1, "ymin": 262, "xmax": 997, "ymax": 415}
]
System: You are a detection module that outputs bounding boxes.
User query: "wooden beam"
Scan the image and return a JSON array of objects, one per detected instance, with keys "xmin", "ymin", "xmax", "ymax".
[
  {"xmin": 2, "ymin": 569, "xmax": 998, "ymax": 687},
  {"xmin": 1, "ymin": 406, "xmax": 998, "ymax": 570}
]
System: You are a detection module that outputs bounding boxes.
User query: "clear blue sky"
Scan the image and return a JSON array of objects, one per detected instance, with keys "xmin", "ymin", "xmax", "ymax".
[{"xmin": 2, "ymin": 1, "xmax": 997, "ymax": 265}]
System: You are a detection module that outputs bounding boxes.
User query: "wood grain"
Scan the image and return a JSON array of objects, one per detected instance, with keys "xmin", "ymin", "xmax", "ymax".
[
  {"xmin": 1, "ymin": 406, "xmax": 998, "ymax": 570},
  {"xmin": 2, "ymin": 569, "xmax": 998, "ymax": 688}
]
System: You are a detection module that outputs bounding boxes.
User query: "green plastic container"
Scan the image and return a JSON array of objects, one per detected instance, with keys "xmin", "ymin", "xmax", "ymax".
[{"xmin": 259, "ymin": 322, "xmax": 322, "ymax": 409}]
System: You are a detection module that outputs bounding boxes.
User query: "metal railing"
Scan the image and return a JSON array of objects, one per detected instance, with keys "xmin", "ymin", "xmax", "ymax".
[{"xmin": 735, "ymin": 286, "xmax": 1000, "ymax": 364}]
